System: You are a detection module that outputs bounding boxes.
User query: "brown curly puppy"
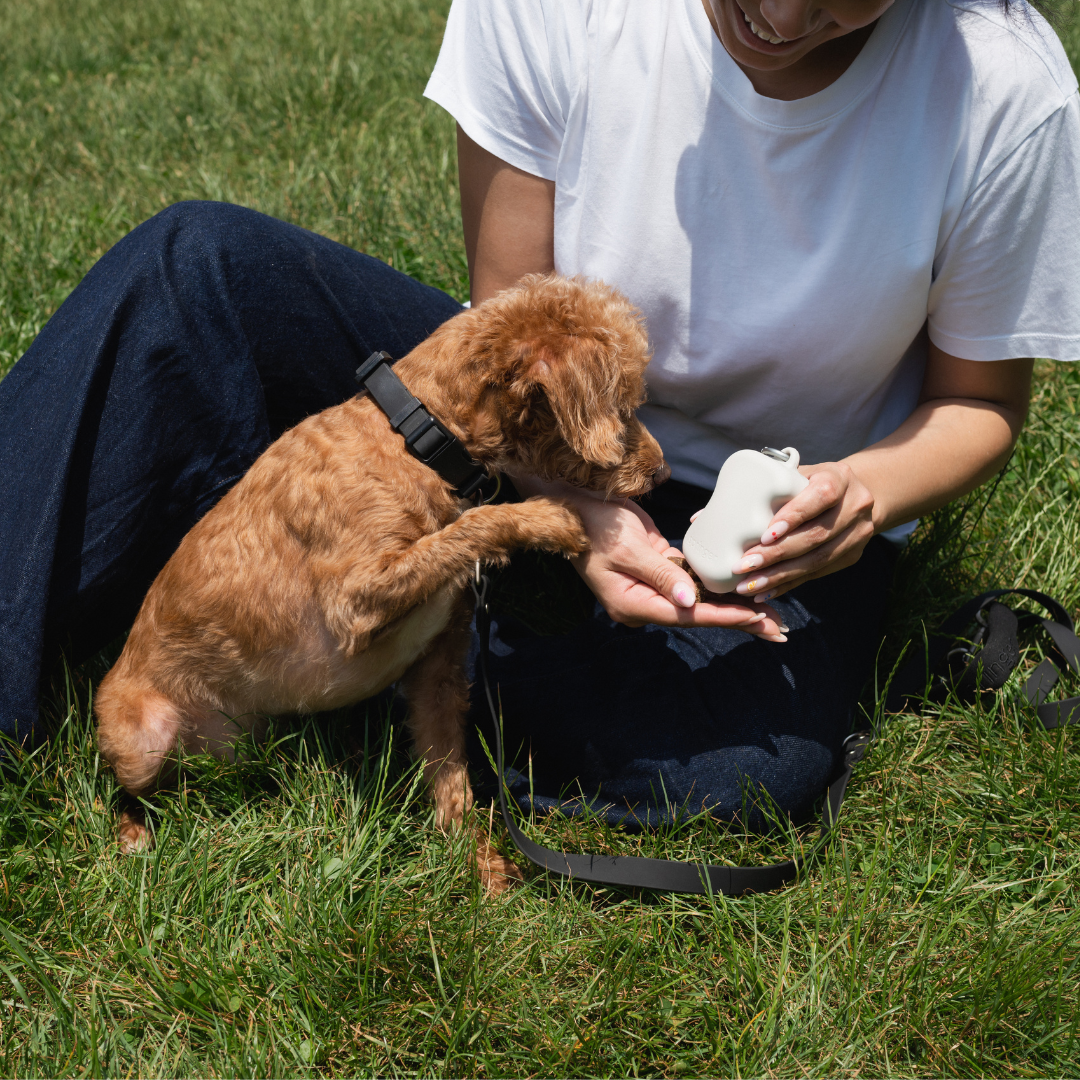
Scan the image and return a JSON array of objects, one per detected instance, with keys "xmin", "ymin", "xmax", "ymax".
[{"xmin": 95, "ymin": 273, "xmax": 668, "ymax": 892}]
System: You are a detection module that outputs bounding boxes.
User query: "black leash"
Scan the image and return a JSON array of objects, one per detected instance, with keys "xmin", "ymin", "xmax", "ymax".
[
  {"xmin": 355, "ymin": 350, "xmax": 490, "ymax": 499},
  {"xmin": 473, "ymin": 573, "xmax": 1080, "ymax": 895},
  {"xmin": 471, "ymin": 563, "xmax": 869, "ymax": 896},
  {"xmin": 885, "ymin": 587, "xmax": 1080, "ymax": 729}
]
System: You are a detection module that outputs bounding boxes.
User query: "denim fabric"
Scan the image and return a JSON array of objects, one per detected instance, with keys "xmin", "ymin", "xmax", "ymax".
[
  {"xmin": 468, "ymin": 480, "xmax": 897, "ymax": 829},
  {"xmin": 0, "ymin": 201, "xmax": 462, "ymax": 740}
]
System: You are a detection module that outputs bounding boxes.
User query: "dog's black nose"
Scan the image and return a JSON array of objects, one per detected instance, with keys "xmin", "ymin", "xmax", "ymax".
[{"xmin": 653, "ymin": 462, "xmax": 672, "ymax": 486}]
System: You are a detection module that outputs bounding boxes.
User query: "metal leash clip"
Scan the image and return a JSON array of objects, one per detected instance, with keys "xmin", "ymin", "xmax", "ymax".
[
  {"xmin": 472, "ymin": 558, "xmax": 489, "ymax": 612},
  {"xmin": 842, "ymin": 729, "xmax": 874, "ymax": 767},
  {"xmin": 475, "ymin": 473, "xmax": 502, "ymax": 506}
]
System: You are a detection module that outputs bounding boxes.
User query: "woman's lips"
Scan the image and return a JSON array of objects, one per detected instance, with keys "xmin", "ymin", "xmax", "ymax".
[{"xmin": 734, "ymin": 5, "xmax": 815, "ymax": 51}]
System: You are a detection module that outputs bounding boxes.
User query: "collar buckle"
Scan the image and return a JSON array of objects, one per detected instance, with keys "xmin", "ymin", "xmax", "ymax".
[{"xmin": 356, "ymin": 350, "xmax": 490, "ymax": 500}]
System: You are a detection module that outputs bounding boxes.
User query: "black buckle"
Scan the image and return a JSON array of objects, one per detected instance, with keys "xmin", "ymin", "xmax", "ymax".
[
  {"xmin": 842, "ymin": 730, "xmax": 873, "ymax": 766},
  {"xmin": 457, "ymin": 470, "xmax": 492, "ymax": 500},
  {"xmin": 404, "ymin": 416, "xmax": 451, "ymax": 462},
  {"xmin": 355, "ymin": 350, "xmax": 393, "ymax": 386}
]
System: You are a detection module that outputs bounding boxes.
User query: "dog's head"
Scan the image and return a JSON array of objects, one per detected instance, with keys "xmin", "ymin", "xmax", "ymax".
[{"xmin": 443, "ymin": 274, "xmax": 669, "ymax": 499}]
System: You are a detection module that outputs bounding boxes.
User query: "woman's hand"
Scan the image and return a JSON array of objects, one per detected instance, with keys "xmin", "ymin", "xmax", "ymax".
[
  {"xmin": 564, "ymin": 488, "xmax": 788, "ymax": 638},
  {"xmin": 730, "ymin": 461, "xmax": 876, "ymax": 604},
  {"xmin": 728, "ymin": 349, "xmax": 1034, "ymax": 604}
]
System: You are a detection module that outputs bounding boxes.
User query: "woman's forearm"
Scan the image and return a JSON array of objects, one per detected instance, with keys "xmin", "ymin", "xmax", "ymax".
[{"xmin": 844, "ymin": 393, "xmax": 1027, "ymax": 533}]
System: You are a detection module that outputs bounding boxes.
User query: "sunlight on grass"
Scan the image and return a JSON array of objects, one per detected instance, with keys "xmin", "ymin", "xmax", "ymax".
[
  {"xmin": 2, "ymin": 0, "xmax": 1080, "ymax": 1077},
  {"xmin": 0, "ymin": 0, "xmax": 467, "ymax": 378}
]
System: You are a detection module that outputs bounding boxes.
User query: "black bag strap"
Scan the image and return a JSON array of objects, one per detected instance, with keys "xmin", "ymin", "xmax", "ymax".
[
  {"xmin": 471, "ymin": 566, "xmax": 867, "ymax": 896},
  {"xmin": 356, "ymin": 351, "xmax": 490, "ymax": 499},
  {"xmin": 885, "ymin": 587, "xmax": 1080, "ymax": 730}
]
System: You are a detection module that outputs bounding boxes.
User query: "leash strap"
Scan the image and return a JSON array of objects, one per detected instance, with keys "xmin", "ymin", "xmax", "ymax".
[
  {"xmin": 473, "ymin": 575, "xmax": 1078, "ymax": 893},
  {"xmin": 885, "ymin": 588, "xmax": 1080, "ymax": 729},
  {"xmin": 356, "ymin": 351, "xmax": 489, "ymax": 499},
  {"xmin": 471, "ymin": 567, "xmax": 865, "ymax": 895}
]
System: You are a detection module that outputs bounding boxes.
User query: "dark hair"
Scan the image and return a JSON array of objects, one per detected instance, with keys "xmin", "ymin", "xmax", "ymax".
[{"xmin": 999, "ymin": 0, "xmax": 1070, "ymax": 27}]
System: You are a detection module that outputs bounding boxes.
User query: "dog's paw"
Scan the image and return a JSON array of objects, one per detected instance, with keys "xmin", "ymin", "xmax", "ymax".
[
  {"xmin": 431, "ymin": 768, "xmax": 474, "ymax": 832},
  {"xmin": 117, "ymin": 807, "xmax": 154, "ymax": 854},
  {"xmin": 475, "ymin": 838, "xmax": 524, "ymax": 895},
  {"xmin": 520, "ymin": 497, "xmax": 590, "ymax": 556}
]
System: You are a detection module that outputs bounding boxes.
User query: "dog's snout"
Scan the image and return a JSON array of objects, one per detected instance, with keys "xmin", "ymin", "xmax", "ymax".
[{"xmin": 653, "ymin": 461, "xmax": 672, "ymax": 487}]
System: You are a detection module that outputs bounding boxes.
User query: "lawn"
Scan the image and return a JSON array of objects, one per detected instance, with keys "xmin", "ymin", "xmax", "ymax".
[{"xmin": 2, "ymin": 0, "xmax": 1080, "ymax": 1076}]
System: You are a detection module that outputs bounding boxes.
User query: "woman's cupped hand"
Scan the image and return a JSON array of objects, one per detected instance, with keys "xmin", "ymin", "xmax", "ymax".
[{"xmin": 568, "ymin": 492, "xmax": 789, "ymax": 639}]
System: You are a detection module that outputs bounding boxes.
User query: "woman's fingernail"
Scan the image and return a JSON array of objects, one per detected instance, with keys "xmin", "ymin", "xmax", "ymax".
[
  {"xmin": 762, "ymin": 521, "xmax": 789, "ymax": 544},
  {"xmin": 737, "ymin": 554, "xmax": 764, "ymax": 572},
  {"xmin": 761, "ymin": 633, "xmax": 788, "ymax": 644},
  {"xmin": 741, "ymin": 612, "xmax": 768, "ymax": 625},
  {"xmin": 736, "ymin": 577, "xmax": 766, "ymax": 596},
  {"xmin": 673, "ymin": 584, "xmax": 695, "ymax": 607},
  {"xmin": 778, "ymin": 623, "xmax": 790, "ymax": 633},
  {"xmin": 754, "ymin": 591, "xmax": 775, "ymax": 604}
]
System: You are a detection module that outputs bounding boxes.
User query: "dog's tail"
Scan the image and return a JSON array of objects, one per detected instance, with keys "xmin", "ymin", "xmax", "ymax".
[{"xmin": 95, "ymin": 668, "xmax": 186, "ymax": 797}]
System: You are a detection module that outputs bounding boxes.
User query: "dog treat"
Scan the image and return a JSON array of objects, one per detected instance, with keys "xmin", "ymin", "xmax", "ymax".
[{"xmin": 668, "ymin": 555, "xmax": 725, "ymax": 604}]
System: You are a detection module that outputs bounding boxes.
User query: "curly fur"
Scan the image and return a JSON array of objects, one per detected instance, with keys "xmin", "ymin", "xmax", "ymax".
[{"xmin": 95, "ymin": 273, "xmax": 668, "ymax": 892}]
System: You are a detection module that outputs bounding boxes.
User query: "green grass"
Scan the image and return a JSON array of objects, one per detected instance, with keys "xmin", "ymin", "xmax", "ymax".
[
  {"xmin": 0, "ymin": 0, "xmax": 467, "ymax": 378},
  {"xmin": 3, "ymin": 0, "xmax": 1080, "ymax": 1076}
]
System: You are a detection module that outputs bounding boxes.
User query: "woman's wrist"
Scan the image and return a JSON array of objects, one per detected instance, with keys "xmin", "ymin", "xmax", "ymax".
[{"xmin": 508, "ymin": 471, "xmax": 609, "ymax": 505}]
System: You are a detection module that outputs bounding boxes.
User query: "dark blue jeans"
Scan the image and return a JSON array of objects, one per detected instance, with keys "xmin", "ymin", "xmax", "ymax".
[
  {"xmin": 0, "ymin": 201, "xmax": 461, "ymax": 740},
  {"xmin": 0, "ymin": 201, "xmax": 896, "ymax": 825}
]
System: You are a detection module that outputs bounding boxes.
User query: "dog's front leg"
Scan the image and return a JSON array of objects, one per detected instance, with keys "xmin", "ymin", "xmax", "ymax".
[
  {"xmin": 399, "ymin": 596, "xmax": 523, "ymax": 895},
  {"xmin": 349, "ymin": 499, "xmax": 588, "ymax": 631}
]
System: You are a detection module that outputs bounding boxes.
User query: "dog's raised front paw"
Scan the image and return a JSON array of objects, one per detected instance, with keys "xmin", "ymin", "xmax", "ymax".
[{"xmin": 519, "ymin": 497, "xmax": 590, "ymax": 556}]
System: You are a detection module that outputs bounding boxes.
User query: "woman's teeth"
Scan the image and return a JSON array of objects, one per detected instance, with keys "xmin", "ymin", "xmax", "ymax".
[{"xmin": 743, "ymin": 11, "xmax": 789, "ymax": 44}]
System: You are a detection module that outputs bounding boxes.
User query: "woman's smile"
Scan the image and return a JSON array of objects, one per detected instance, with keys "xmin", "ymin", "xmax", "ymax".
[
  {"xmin": 734, "ymin": 2, "xmax": 822, "ymax": 51},
  {"xmin": 702, "ymin": 0, "xmax": 895, "ymax": 98}
]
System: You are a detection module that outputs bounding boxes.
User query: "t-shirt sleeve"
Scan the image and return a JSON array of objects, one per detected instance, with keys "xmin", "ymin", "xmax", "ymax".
[
  {"xmin": 928, "ymin": 92, "xmax": 1080, "ymax": 362},
  {"xmin": 424, "ymin": 0, "xmax": 577, "ymax": 181}
]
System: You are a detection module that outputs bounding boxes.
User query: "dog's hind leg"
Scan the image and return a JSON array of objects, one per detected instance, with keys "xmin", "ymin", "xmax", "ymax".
[
  {"xmin": 96, "ymin": 670, "xmax": 263, "ymax": 852},
  {"xmin": 96, "ymin": 681, "xmax": 183, "ymax": 798},
  {"xmin": 399, "ymin": 598, "xmax": 523, "ymax": 895}
]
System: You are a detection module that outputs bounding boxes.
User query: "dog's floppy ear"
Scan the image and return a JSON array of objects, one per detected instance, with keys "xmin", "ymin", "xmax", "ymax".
[{"xmin": 523, "ymin": 336, "xmax": 626, "ymax": 466}]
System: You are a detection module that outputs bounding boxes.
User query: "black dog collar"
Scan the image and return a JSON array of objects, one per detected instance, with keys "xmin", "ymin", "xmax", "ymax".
[{"xmin": 355, "ymin": 351, "xmax": 489, "ymax": 499}]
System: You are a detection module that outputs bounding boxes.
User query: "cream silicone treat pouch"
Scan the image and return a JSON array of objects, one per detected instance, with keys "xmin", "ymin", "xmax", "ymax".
[{"xmin": 681, "ymin": 447, "xmax": 809, "ymax": 594}]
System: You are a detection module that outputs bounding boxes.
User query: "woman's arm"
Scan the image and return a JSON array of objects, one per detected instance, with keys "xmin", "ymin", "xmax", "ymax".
[
  {"xmin": 729, "ymin": 346, "xmax": 1034, "ymax": 603},
  {"xmin": 458, "ymin": 127, "xmax": 787, "ymax": 637},
  {"xmin": 458, "ymin": 127, "xmax": 555, "ymax": 304},
  {"xmin": 851, "ymin": 347, "xmax": 1032, "ymax": 528}
]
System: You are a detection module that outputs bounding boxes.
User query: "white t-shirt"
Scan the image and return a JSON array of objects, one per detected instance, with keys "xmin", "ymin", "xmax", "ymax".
[{"xmin": 425, "ymin": 0, "xmax": 1080, "ymax": 505}]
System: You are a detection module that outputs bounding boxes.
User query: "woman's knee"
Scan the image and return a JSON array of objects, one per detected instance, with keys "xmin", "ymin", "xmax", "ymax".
[{"xmin": 130, "ymin": 200, "xmax": 271, "ymax": 277}]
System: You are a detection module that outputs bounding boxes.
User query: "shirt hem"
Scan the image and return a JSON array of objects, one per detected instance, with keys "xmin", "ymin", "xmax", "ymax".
[{"xmin": 928, "ymin": 325, "xmax": 1080, "ymax": 362}]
